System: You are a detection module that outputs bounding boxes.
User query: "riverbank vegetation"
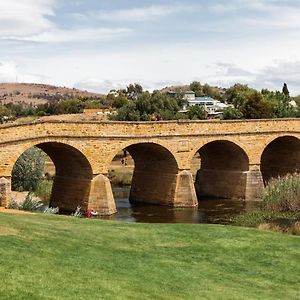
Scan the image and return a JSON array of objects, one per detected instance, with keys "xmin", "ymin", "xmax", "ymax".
[
  {"xmin": 0, "ymin": 212, "xmax": 299, "ymax": 299},
  {"xmin": 234, "ymin": 174, "xmax": 300, "ymax": 234}
]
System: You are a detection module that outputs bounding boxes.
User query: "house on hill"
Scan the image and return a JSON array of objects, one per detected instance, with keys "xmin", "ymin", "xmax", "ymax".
[{"xmin": 168, "ymin": 90, "xmax": 231, "ymax": 118}]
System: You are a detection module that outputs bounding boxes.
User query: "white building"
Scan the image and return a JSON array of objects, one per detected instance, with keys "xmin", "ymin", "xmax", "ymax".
[{"xmin": 170, "ymin": 90, "xmax": 231, "ymax": 118}]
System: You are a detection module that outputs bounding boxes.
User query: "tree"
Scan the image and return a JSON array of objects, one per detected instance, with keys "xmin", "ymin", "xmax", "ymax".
[
  {"xmin": 12, "ymin": 147, "xmax": 46, "ymax": 192},
  {"xmin": 190, "ymin": 81, "xmax": 203, "ymax": 97},
  {"xmin": 282, "ymin": 83, "xmax": 290, "ymax": 97},
  {"xmin": 225, "ymin": 83, "xmax": 253, "ymax": 105},
  {"xmin": 127, "ymin": 83, "xmax": 143, "ymax": 100},
  {"xmin": 241, "ymin": 91, "xmax": 273, "ymax": 119},
  {"xmin": 222, "ymin": 107, "xmax": 243, "ymax": 120},
  {"xmin": 112, "ymin": 96, "xmax": 128, "ymax": 109},
  {"xmin": 187, "ymin": 105, "xmax": 207, "ymax": 120}
]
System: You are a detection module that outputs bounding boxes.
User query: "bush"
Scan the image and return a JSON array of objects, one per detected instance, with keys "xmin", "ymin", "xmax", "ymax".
[
  {"xmin": 34, "ymin": 180, "xmax": 53, "ymax": 204},
  {"xmin": 261, "ymin": 174, "xmax": 300, "ymax": 212},
  {"xmin": 9, "ymin": 193, "xmax": 44, "ymax": 211},
  {"xmin": 233, "ymin": 211, "xmax": 300, "ymax": 228},
  {"xmin": 12, "ymin": 147, "xmax": 46, "ymax": 192},
  {"xmin": 233, "ymin": 174, "xmax": 300, "ymax": 232}
]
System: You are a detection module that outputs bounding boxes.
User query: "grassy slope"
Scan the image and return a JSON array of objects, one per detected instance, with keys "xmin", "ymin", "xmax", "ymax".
[{"xmin": 0, "ymin": 213, "xmax": 299, "ymax": 300}]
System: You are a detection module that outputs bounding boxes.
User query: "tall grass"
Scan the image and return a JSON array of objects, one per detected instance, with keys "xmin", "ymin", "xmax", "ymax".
[
  {"xmin": 261, "ymin": 174, "xmax": 300, "ymax": 212},
  {"xmin": 34, "ymin": 180, "xmax": 53, "ymax": 204},
  {"xmin": 234, "ymin": 174, "xmax": 300, "ymax": 233}
]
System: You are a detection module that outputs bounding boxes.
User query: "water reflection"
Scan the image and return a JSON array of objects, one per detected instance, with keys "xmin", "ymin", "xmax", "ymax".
[{"xmin": 98, "ymin": 187, "xmax": 260, "ymax": 225}]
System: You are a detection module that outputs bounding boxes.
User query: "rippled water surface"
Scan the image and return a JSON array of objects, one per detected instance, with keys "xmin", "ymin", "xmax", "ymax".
[{"xmin": 98, "ymin": 187, "xmax": 260, "ymax": 224}]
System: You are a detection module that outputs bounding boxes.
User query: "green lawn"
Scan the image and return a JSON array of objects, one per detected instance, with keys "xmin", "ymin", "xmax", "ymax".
[{"xmin": 0, "ymin": 212, "xmax": 299, "ymax": 300}]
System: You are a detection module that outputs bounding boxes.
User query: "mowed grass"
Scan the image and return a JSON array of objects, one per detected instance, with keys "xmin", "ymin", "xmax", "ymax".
[{"xmin": 0, "ymin": 213, "xmax": 299, "ymax": 300}]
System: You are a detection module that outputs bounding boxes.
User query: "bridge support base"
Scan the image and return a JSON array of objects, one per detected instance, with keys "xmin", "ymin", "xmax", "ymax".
[
  {"xmin": 195, "ymin": 169, "xmax": 248, "ymax": 199},
  {"xmin": 0, "ymin": 177, "xmax": 11, "ymax": 207},
  {"xmin": 245, "ymin": 167, "xmax": 264, "ymax": 200},
  {"xmin": 50, "ymin": 176, "xmax": 92, "ymax": 212},
  {"xmin": 174, "ymin": 170, "xmax": 198, "ymax": 207},
  {"xmin": 130, "ymin": 169, "xmax": 197, "ymax": 207},
  {"xmin": 88, "ymin": 174, "xmax": 117, "ymax": 215}
]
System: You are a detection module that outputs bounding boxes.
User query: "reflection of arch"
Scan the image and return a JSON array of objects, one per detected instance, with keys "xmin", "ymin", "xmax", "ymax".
[
  {"xmin": 261, "ymin": 136, "xmax": 300, "ymax": 183},
  {"xmin": 12, "ymin": 142, "xmax": 93, "ymax": 212},
  {"xmin": 194, "ymin": 140, "xmax": 250, "ymax": 199},
  {"xmin": 110, "ymin": 142, "xmax": 179, "ymax": 206}
]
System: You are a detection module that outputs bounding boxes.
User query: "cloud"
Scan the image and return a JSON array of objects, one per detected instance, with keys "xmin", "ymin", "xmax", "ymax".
[
  {"xmin": 0, "ymin": 60, "xmax": 46, "ymax": 83},
  {"xmin": 0, "ymin": 0, "xmax": 131, "ymax": 43},
  {"xmin": 0, "ymin": 0, "xmax": 56, "ymax": 37},
  {"xmin": 94, "ymin": 4, "xmax": 197, "ymax": 22},
  {"xmin": 3, "ymin": 27, "xmax": 131, "ymax": 43},
  {"xmin": 210, "ymin": 61, "xmax": 300, "ymax": 95}
]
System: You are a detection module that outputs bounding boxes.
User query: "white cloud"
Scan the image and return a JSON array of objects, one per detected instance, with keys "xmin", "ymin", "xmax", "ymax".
[
  {"xmin": 0, "ymin": 0, "xmax": 56, "ymax": 37},
  {"xmin": 94, "ymin": 4, "xmax": 197, "ymax": 22},
  {"xmin": 0, "ymin": 0, "xmax": 131, "ymax": 43},
  {"xmin": 0, "ymin": 60, "xmax": 45, "ymax": 83},
  {"xmin": 3, "ymin": 27, "xmax": 131, "ymax": 43}
]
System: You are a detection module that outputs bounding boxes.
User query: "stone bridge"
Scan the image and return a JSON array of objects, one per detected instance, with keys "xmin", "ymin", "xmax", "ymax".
[{"xmin": 0, "ymin": 118, "xmax": 299, "ymax": 215}]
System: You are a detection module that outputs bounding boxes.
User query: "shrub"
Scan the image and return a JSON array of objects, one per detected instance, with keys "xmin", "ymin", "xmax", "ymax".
[
  {"xmin": 12, "ymin": 147, "xmax": 46, "ymax": 192},
  {"xmin": 261, "ymin": 174, "xmax": 300, "ymax": 212},
  {"xmin": 9, "ymin": 193, "xmax": 44, "ymax": 211},
  {"xmin": 34, "ymin": 180, "xmax": 53, "ymax": 204}
]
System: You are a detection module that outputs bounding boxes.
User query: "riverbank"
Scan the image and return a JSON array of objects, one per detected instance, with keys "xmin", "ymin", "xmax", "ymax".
[{"xmin": 0, "ymin": 212, "xmax": 299, "ymax": 299}]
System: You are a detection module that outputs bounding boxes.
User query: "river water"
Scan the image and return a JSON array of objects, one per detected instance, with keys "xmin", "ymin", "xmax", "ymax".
[{"xmin": 98, "ymin": 187, "xmax": 260, "ymax": 224}]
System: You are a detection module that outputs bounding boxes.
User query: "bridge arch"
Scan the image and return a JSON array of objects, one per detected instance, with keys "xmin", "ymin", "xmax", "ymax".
[
  {"xmin": 11, "ymin": 141, "xmax": 93, "ymax": 212},
  {"xmin": 261, "ymin": 135, "xmax": 300, "ymax": 183},
  {"xmin": 108, "ymin": 142, "xmax": 181, "ymax": 206},
  {"xmin": 193, "ymin": 140, "xmax": 250, "ymax": 199}
]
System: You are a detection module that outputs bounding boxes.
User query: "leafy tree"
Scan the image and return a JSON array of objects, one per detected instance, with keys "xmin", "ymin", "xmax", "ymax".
[
  {"xmin": 225, "ymin": 84, "xmax": 253, "ymax": 105},
  {"xmin": 127, "ymin": 83, "xmax": 143, "ymax": 100},
  {"xmin": 222, "ymin": 107, "xmax": 243, "ymax": 120},
  {"xmin": 187, "ymin": 105, "xmax": 207, "ymax": 120},
  {"xmin": 112, "ymin": 96, "xmax": 128, "ymax": 109},
  {"xmin": 12, "ymin": 147, "xmax": 46, "ymax": 192},
  {"xmin": 241, "ymin": 91, "xmax": 273, "ymax": 119},
  {"xmin": 190, "ymin": 81, "xmax": 203, "ymax": 97},
  {"xmin": 110, "ymin": 102, "xmax": 140, "ymax": 121},
  {"xmin": 262, "ymin": 90, "xmax": 296, "ymax": 118}
]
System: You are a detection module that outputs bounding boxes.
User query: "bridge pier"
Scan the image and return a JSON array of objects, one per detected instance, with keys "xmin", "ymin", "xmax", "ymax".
[
  {"xmin": 88, "ymin": 174, "xmax": 116, "ymax": 215},
  {"xmin": 130, "ymin": 169, "xmax": 197, "ymax": 207},
  {"xmin": 195, "ymin": 169, "xmax": 248, "ymax": 199},
  {"xmin": 195, "ymin": 166, "xmax": 265, "ymax": 200},
  {"xmin": 0, "ymin": 177, "xmax": 11, "ymax": 207},
  {"xmin": 245, "ymin": 166, "xmax": 264, "ymax": 200},
  {"xmin": 50, "ymin": 175, "xmax": 92, "ymax": 212}
]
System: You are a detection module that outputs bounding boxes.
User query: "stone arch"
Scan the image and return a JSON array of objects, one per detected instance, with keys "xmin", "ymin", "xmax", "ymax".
[
  {"xmin": 109, "ymin": 142, "xmax": 179, "ymax": 206},
  {"xmin": 105, "ymin": 140, "xmax": 180, "ymax": 173},
  {"xmin": 261, "ymin": 136, "xmax": 300, "ymax": 183},
  {"xmin": 194, "ymin": 140, "xmax": 250, "ymax": 199},
  {"xmin": 12, "ymin": 141, "xmax": 93, "ymax": 212},
  {"xmin": 107, "ymin": 141, "xmax": 197, "ymax": 208}
]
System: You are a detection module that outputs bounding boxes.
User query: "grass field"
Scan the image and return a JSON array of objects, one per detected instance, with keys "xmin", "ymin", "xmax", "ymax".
[{"xmin": 0, "ymin": 212, "xmax": 299, "ymax": 300}]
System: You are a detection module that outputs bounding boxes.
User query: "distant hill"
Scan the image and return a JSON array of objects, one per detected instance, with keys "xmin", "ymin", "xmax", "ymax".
[{"xmin": 0, "ymin": 83, "xmax": 104, "ymax": 105}]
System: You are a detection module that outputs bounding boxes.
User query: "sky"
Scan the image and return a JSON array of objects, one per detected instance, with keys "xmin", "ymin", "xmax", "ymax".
[{"xmin": 0, "ymin": 0, "xmax": 300, "ymax": 94}]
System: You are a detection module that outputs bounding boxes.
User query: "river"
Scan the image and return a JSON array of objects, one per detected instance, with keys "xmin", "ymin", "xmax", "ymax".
[{"xmin": 98, "ymin": 187, "xmax": 260, "ymax": 224}]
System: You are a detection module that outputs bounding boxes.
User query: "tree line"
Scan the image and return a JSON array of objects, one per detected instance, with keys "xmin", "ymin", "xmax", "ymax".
[{"xmin": 0, "ymin": 82, "xmax": 299, "ymax": 122}]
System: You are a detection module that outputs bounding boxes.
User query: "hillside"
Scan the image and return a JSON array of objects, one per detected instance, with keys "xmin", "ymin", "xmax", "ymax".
[{"xmin": 0, "ymin": 83, "xmax": 104, "ymax": 105}]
